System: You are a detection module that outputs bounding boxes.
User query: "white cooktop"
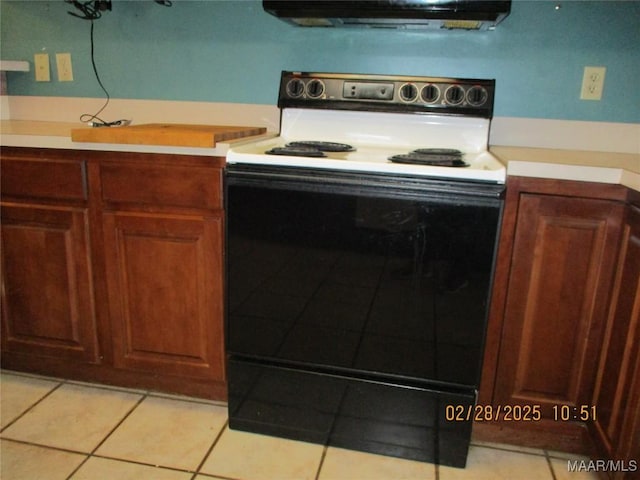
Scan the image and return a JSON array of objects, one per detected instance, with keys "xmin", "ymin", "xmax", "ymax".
[{"xmin": 227, "ymin": 109, "xmax": 506, "ymax": 183}]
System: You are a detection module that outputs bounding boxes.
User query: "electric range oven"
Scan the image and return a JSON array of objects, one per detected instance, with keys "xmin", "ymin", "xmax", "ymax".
[{"xmin": 224, "ymin": 71, "xmax": 505, "ymax": 468}]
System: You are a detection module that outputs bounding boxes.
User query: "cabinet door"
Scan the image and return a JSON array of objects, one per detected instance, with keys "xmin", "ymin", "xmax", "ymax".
[
  {"xmin": 494, "ymin": 194, "xmax": 624, "ymax": 418},
  {"xmin": 102, "ymin": 212, "xmax": 224, "ymax": 381},
  {"xmin": 1, "ymin": 204, "xmax": 99, "ymax": 362},
  {"xmin": 591, "ymin": 205, "xmax": 640, "ymax": 474}
]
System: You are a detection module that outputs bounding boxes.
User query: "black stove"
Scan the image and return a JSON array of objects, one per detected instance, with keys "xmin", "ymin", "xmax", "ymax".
[{"xmin": 225, "ymin": 71, "xmax": 505, "ymax": 469}]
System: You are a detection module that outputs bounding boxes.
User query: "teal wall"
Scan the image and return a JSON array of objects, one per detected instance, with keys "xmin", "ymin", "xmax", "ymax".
[{"xmin": 2, "ymin": 0, "xmax": 639, "ymax": 122}]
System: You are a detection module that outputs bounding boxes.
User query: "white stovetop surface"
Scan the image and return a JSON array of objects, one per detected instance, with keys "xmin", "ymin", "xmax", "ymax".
[
  {"xmin": 227, "ymin": 109, "xmax": 507, "ymax": 183},
  {"xmin": 227, "ymin": 137, "xmax": 506, "ymax": 182}
]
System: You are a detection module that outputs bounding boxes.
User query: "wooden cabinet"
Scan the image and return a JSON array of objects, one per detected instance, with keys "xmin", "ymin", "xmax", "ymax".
[
  {"xmin": 1, "ymin": 152, "xmax": 99, "ymax": 363},
  {"xmin": 1, "ymin": 204, "xmax": 99, "ymax": 363},
  {"xmin": 98, "ymin": 160, "xmax": 225, "ymax": 382},
  {"xmin": 477, "ymin": 176, "xmax": 629, "ymax": 453},
  {"xmin": 494, "ymin": 193, "xmax": 623, "ymax": 415},
  {"xmin": 1, "ymin": 147, "xmax": 226, "ymax": 400},
  {"xmin": 590, "ymin": 204, "xmax": 640, "ymax": 478},
  {"xmin": 102, "ymin": 213, "xmax": 224, "ymax": 380}
]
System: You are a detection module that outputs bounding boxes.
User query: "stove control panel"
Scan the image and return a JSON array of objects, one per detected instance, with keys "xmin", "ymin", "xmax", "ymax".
[
  {"xmin": 343, "ymin": 81, "xmax": 395, "ymax": 100},
  {"xmin": 279, "ymin": 71, "xmax": 495, "ymax": 118}
]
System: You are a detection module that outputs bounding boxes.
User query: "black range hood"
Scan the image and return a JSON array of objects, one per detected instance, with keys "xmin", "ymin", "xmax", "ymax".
[{"xmin": 263, "ymin": 0, "xmax": 511, "ymax": 31}]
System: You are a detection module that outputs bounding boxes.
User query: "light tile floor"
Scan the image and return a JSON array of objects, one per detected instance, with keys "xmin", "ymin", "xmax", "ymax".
[{"xmin": 0, "ymin": 370, "xmax": 599, "ymax": 480}]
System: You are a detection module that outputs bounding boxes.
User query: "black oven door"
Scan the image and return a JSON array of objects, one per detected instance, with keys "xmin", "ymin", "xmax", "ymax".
[
  {"xmin": 224, "ymin": 164, "xmax": 503, "ymax": 466},
  {"xmin": 226, "ymin": 165, "xmax": 503, "ymax": 387}
]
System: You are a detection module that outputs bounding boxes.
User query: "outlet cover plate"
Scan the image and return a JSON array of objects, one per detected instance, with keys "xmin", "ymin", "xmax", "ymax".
[
  {"xmin": 580, "ymin": 66, "xmax": 606, "ymax": 101},
  {"xmin": 34, "ymin": 53, "xmax": 50, "ymax": 82},
  {"xmin": 56, "ymin": 53, "xmax": 73, "ymax": 82}
]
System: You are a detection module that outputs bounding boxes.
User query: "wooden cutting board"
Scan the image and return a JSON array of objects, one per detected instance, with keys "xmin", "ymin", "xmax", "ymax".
[{"xmin": 71, "ymin": 123, "xmax": 267, "ymax": 148}]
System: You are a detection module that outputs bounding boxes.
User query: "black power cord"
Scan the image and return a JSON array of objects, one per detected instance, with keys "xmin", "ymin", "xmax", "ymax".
[
  {"xmin": 66, "ymin": 0, "xmax": 111, "ymax": 21},
  {"xmin": 65, "ymin": 0, "xmax": 171, "ymax": 21},
  {"xmin": 79, "ymin": 19, "xmax": 117, "ymax": 126},
  {"xmin": 65, "ymin": 0, "xmax": 172, "ymax": 126}
]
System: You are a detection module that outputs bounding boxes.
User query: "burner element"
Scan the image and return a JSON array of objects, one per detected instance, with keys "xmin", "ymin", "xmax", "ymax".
[
  {"xmin": 412, "ymin": 148, "xmax": 463, "ymax": 157},
  {"xmin": 286, "ymin": 141, "xmax": 355, "ymax": 152},
  {"xmin": 389, "ymin": 149, "xmax": 469, "ymax": 167},
  {"xmin": 266, "ymin": 147, "xmax": 327, "ymax": 157},
  {"xmin": 266, "ymin": 141, "xmax": 355, "ymax": 158}
]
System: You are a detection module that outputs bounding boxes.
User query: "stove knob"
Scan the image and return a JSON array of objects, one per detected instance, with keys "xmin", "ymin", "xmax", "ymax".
[
  {"xmin": 307, "ymin": 79, "xmax": 325, "ymax": 99},
  {"xmin": 421, "ymin": 84, "xmax": 440, "ymax": 104},
  {"xmin": 399, "ymin": 83, "xmax": 418, "ymax": 102},
  {"xmin": 445, "ymin": 85, "xmax": 465, "ymax": 106},
  {"xmin": 466, "ymin": 86, "xmax": 488, "ymax": 106},
  {"xmin": 286, "ymin": 78, "xmax": 305, "ymax": 98}
]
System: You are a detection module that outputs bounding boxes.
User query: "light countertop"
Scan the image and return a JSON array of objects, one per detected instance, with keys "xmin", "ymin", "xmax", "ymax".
[
  {"xmin": 490, "ymin": 145, "xmax": 640, "ymax": 192},
  {"xmin": 0, "ymin": 120, "xmax": 273, "ymax": 157},
  {"xmin": 2, "ymin": 120, "xmax": 638, "ymax": 191}
]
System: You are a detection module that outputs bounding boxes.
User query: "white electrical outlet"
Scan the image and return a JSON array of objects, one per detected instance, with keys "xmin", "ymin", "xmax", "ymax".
[
  {"xmin": 580, "ymin": 66, "xmax": 606, "ymax": 101},
  {"xmin": 56, "ymin": 53, "xmax": 73, "ymax": 82},
  {"xmin": 34, "ymin": 53, "xmax": 50, "ymax": 82}
]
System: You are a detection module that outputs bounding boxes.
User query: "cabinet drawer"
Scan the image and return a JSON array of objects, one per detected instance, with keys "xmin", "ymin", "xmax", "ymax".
[
  {"xmin": 1, "ymin": 159, "xmax": 86, "ymax": 202},
  {"xmin": 100, "ymin": 163, "xmax": 222, "ymax": 211}
]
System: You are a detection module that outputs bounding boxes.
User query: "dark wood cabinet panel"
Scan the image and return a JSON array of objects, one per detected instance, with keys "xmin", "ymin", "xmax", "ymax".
[
  {"xmin": 102, "ymin": 212, "xmax": 225, "ymax": 381},
  {"xmin": 476, "ymin": 176, "xmax": 632, "ymax": 454},
  {"xmin": 0, "ymin": 157, "xmax": 86, "ymax": 203},
  {"xmin": 99, "ymin": 162, "xmax": 222, "ymax": 212},
  {"xmin": 1, "ymin": 203, "xmax": 99, "ymax": 362},
  {"xmin": 590, "ymin": 205, "xmax": 640, "ymax": 478},
  {"xmin": 493, "ymin": 193, "xmax": 624, "ymax": 416},
  {"xmin": 1, "ymin": 147, "xmax": 227, "ymax": 400}
]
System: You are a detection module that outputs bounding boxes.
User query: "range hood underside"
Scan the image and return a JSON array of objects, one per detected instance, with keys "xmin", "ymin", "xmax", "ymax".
[{"xmin": 263, "ymin": 1, "xmax": 512, "ymax": 31}]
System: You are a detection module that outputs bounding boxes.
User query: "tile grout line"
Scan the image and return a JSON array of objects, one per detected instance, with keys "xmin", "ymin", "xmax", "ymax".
[
  {"xmin": 2, "ymin": 435, "xmax": 213, "ymax": 477},
  {"xmin": 314, "ymin": 445, "xmax": 329, "ymax": 480},
  {"xmin": 88, "ymin": 452, "xmax": 206, "ymax": 476},
  {"xmin": 545, "ymin": 450, "xmax": 559, "ymax": 480},
  {"xmin": 189, "ymin": 419, "xmax": 230, "ymax": 480},
  {"xmin": 191, "ymin": 471, "xmax": 247, "ymax": 480},
  {"xmin": 1, "ymin": 369, "xmax": 224, "ymax": 408},
  {"xmin": 145, "ymin": 391, "xmax": 227, "ymax": 409},
  {"xmin": 1, "ymin": 438, "xmax": 200, "ymax": 478},
  {"xmin": 63, "ymin": 376, "xmax": 225, "ymax": 408},
  {"xmin": 2, "ymin": 372, "xmax": 232, "ymax": 479},
  {"xmin": 62, "ymin": 378, "xmax": 149, "ymax": 396},
  {"xmin": 0, "ymin": 437, "xmax": 90, "ymax": 457},
  {"xmin": 64, "ymin": 392, "xmax": 149, "ymax": 480},
  {"xmin": 1, "ymin": 369, "xmax": 66, "ymax": 383},
  {"xmin": 0, "ymin": 380, "xmax": 64, "ymax": 434},
  {"xmin": 470, "ymin": 441, "xmax": 548, "ymax": 457}
]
